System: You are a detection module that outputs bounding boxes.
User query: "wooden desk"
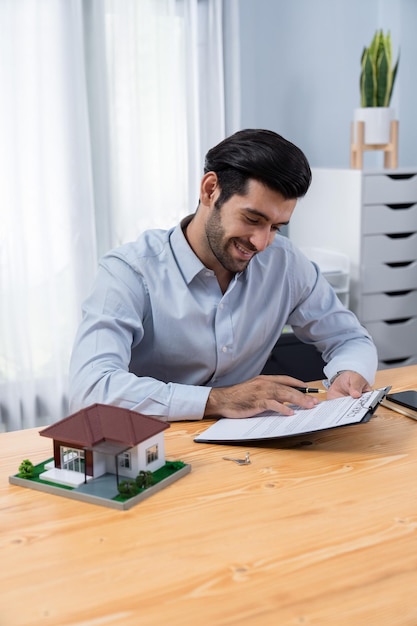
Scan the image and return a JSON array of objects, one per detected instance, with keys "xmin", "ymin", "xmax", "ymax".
[{"xmin": 2, "ymin": 366, "xmax": 417, "ymax": 626}]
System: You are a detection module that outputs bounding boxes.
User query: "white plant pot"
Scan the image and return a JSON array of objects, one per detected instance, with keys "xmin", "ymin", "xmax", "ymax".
[{"xmin": 353, "ymin": 107, "xmax": 394, "ymax": 144}]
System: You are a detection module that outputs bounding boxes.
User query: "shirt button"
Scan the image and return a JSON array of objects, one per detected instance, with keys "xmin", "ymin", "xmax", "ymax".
[
  {"xmin": 205, "ymin": 271, "xmax": 211, "ymax": 277},
  {"xmin": 222, "ymin": 346, "xmax": 228, "ymax": 353},
  {"xmin": 219, "ymin": 303, "xmax": 224, "ymax": 310}
]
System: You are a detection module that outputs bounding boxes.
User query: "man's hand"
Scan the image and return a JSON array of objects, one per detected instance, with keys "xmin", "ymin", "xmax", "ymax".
[
  {"xmin": 326, "ymin": 370, "xmax": 372, "ymax": 400},
  {"xmin": 205, "ymin": 375, "xmax": 320, "ymax": 419}
]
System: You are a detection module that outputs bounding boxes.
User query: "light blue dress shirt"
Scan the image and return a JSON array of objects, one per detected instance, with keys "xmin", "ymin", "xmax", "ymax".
[{"xmin": 69, "ymin": 218, "xmax": 377, "ymax": 420}]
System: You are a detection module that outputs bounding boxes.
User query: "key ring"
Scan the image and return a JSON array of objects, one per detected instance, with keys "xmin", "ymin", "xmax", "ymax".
[{"xmin": 223, "ymin": 452, "xmax": 251, "ymax": 465}]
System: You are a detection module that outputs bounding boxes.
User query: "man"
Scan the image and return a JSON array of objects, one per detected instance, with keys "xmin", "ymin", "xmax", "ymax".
[{"xmin": 69, "ymin": 129, "xmax": 377, "ymax": 421}]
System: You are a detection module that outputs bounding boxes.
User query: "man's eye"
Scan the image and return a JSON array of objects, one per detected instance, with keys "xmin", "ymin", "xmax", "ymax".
[{"xmin": 246, "ymin": 217, "xmax": 258, "ymax": 225}]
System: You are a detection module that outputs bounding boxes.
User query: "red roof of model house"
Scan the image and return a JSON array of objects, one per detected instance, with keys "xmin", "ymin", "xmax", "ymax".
[{"xmin": 40, "ymin": 404, "xmax": 169, "ymax": 449}]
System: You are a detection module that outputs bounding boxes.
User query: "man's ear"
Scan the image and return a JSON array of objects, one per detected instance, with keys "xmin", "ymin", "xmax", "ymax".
[{"xmin": 200, "ymin": 171, "xmax": 219, "ymax": 205}]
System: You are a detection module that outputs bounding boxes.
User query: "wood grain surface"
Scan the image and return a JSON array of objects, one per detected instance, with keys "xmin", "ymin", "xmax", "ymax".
[{"xmin": 1, "ymin": 366, "xmax": 417, "ymax": 626}]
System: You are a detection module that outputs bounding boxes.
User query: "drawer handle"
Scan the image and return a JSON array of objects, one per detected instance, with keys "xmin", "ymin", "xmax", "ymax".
[
  {"xmin": 384, "ymin": 318, "xmax": 412, "ymax": 325},
  {"xmin": 385, "ymin": 261, "xmax": 414, "ymax": 268},
  {"xmin": 381, "ymin": 357, "xmax": 412, "ymax": 365},
  {"xmin": 387, "ymin": 173, "xmax": 417, "ymax": 180},
  {"xmin": 384, "ymin": 290, "xmax": 413, "ymax": 296},
  {"xmin": 386, "ymin": 203, "xmax": 416, "ymax": 209},
  {"xmin": 385, "ymin": 232, "xmax": 415, "ymax": 239}
]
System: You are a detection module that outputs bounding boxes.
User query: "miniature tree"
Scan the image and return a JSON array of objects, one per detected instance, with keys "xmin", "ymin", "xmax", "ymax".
[
  {"xmin": 136, "ymin": 470, "xmax": 154, "ymax": 489},
  {"xmin": 18, "ymin": 459, "xmax": 34, "ymax": 478},
  {"xmin": 117, "ymin": 479, "xmax": 139, "ymax": 497}
]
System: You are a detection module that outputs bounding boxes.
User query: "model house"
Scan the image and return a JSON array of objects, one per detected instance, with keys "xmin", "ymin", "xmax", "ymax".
[{"xmin": 39, "ymin": 404, "xmax": 170, "ymax": 488}]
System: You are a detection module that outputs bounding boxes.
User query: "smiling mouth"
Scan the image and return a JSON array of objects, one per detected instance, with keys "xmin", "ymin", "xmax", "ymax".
[{"xmin": 233, "ymin": 240, "xmax": 256, "ymax": 259}]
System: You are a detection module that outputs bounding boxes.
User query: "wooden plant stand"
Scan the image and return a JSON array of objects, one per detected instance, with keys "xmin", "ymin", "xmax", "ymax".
[{"xmin": 350, "ymin": 119, "xmax": 398, "ymax": 169}]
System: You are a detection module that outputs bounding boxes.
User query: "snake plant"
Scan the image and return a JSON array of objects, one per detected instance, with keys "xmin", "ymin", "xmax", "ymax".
[{"xmin": 360, "ymin": 30, "xmax": 399, "ymax": 107}]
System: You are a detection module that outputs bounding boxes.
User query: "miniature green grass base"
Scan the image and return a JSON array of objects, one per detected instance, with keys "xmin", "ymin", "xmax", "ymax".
[
  {"xmin": 15, "ymin": 458, "xmax": 74, "ymax": 490},
  {"xmin": 113, "ymin": 461, "xmax": 189, "ymax": 501},
  {"xmin": 10, "ymin": 460, "xmax": 191, "ymax": 510}
]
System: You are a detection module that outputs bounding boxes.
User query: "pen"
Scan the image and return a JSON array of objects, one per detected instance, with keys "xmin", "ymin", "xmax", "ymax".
[{"xmin": 294, "ymin": 386, "xmax": 326, "ymax": 394}]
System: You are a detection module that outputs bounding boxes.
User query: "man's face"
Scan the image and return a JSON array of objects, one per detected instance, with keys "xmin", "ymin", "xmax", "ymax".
[{"xmin": 204, "ymin": 179, "xmax": 297, "ymax": 274}]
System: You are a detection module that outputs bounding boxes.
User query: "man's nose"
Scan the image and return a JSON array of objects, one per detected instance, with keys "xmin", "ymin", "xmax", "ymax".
[{"xmin": 249, "ymin": 227, "xmax": 273, "ymax": 252}]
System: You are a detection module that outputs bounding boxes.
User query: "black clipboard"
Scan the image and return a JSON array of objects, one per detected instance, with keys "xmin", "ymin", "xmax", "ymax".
[{"xmin": 194, "ymin": 387, "xmax": 391, "ymax": 445}]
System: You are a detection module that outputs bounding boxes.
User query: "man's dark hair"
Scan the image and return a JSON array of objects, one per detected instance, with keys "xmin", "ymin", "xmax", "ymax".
[{"xmin": 204, "ymin": 129, "xmax": 312, "ymax": 207}]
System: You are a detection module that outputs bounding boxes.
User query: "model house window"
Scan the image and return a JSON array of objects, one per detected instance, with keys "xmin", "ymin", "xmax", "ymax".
[
  {"xmin": 119, "ymin": 452, "xmax": 131, "ymax": 469},
  {"xmin": 146, "ymin": 444, "xmax": 158, "ymax": 464},
  {"xmin": 61, "ymin": 447, "xmax": 85, "ymax": 472}
]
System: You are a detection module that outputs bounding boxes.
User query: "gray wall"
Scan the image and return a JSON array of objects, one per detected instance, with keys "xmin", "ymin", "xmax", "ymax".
[{"xmin": 224, "ymin": 0, "xmax": 417, "ymax": 168}]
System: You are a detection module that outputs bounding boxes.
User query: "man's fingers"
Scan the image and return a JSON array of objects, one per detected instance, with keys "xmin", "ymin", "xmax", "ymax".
[{"xmin": 258, "ymin": 399, "xmax": 295, "ymax": 416}]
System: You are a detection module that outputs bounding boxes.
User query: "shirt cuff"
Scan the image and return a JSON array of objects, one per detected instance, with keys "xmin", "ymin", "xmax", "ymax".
[
  {"xmin": 323, "ymin": 362, "xmax": 376, "ymax": 388},
  {"xmin": 168, "ymin": 383, "xmax": 212, "ymax": 421}
]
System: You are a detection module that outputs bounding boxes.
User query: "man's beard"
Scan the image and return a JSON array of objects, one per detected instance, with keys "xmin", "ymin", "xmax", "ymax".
[{"xmin": 205, "ymin": 210, "xmax": 257, "ymax": 274}]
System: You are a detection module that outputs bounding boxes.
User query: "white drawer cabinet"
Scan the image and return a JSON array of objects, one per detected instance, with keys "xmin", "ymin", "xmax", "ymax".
[
  {"xmin": 362, "ymin": 233, "xmax": 417, "ymax": 264},
  {"xmin": 365, "ymin": 318, "xmax": 417, "ymax": 360},
  {"xmin": 362, "ymin": 261, "xmax": 417, "ymax": 293},
  {"xmin": 361, "ymin": 291, "xmax": 417, "ymax": 321},
  {"xmin": 363, "ymin": 203, "xmax": 417, "ymax": 234},
  {"xmin": 290, "ymin": 168, "xmax": 417, "ymax": 369},
  {"xmin": 363, "ymin": 173, "xmax": 417, "ymax": 204}
]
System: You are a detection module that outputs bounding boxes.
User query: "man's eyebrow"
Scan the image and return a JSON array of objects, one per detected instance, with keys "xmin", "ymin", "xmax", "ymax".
[{"xmin": 243, "ymin": 208, "xmax": 289, "ymax": 226}]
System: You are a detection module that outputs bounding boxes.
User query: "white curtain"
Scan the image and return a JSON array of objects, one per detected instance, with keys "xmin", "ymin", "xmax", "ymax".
[{"xmin": 0, "ymin": 0, "xmax": 225, "ymax": 431}]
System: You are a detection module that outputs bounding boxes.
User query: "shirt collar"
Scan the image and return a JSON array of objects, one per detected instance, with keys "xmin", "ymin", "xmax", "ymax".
[{"xmin": 169, "ymin": 216, "xmax": 209, "ymax": 284}]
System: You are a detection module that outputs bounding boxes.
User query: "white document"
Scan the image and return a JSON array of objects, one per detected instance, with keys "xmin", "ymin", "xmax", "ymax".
[{"xmin": 194, "ymin": 388, "xmax": 389, "ymax": 443}]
